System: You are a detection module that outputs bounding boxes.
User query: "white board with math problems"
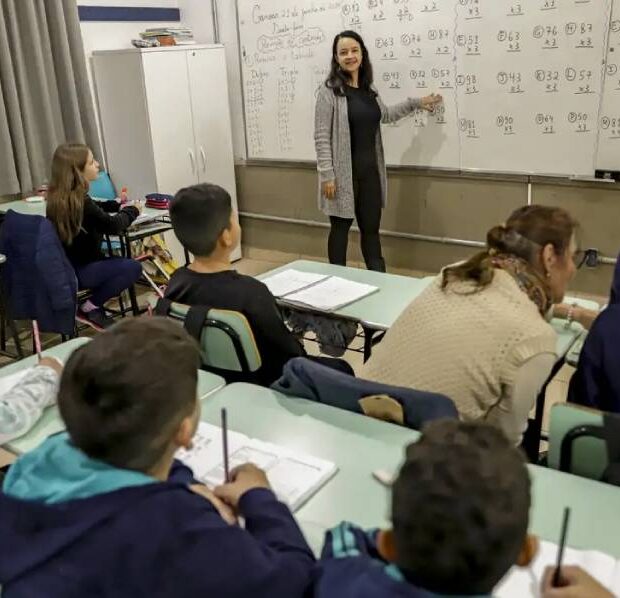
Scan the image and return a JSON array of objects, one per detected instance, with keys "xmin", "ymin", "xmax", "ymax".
[{"xmin": 237, "ymin": 0, "xmax": 620, "ymax": 176}]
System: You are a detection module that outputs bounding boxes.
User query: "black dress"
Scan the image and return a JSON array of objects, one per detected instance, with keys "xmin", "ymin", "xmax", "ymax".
[{"xmin": 327, "ymin": 85, "xmax": 385, "ymax": 272}]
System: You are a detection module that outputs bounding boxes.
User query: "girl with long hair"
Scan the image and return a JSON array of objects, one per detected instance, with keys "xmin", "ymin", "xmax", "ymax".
[
  {"xmin": 46, "ymin": 143, "xmax": 142, "ymax": 329},
  {"xmin": 314, "ymin": 30, "xmax": 442, "ymax": 271}
]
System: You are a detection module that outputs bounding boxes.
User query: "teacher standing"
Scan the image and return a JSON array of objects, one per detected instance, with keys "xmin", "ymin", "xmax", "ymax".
[{"xmin": 314, "ymin": 31, "xmax": 442, "ymax": 272}]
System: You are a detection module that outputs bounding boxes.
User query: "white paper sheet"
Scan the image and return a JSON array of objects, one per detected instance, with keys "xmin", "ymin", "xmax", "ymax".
[
  {"xmin": 283, "ymin": 276, "xmax": 378, "ymax": 311},
  {"xmin": 495, "ymin": 540, "xmax": 620, "ymax": 597},
  {"xmin": 176, "ymin": 422, "xmax": 337, "ymax": 511},
  {"xmin": 261, "ymin": 269, "xmax": 328, "ymax": 298}
]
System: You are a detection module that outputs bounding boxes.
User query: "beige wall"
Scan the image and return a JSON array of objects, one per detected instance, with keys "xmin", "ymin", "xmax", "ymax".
[{"xmin": 236, "ymin": 164, "xmax": 620, "ymax": 296}]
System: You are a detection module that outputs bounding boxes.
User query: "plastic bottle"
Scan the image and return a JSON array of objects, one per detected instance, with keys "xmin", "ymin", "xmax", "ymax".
[{"xmin": 120, "ymin": 187, "xmax": 128, "ymax": 205}]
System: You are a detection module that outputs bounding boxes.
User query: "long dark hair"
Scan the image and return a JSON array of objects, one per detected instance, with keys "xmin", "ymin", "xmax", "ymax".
[
  {"xmin": 47, "ymin": 143, "xmax": 90, "ymax": 244},
  {"xmin": 442, "ymin": 205, "xmax": 577, "ymax": 289},
  {"xmin": 325, "ymin": 30, "xmax": 375, "ymax": 96}
]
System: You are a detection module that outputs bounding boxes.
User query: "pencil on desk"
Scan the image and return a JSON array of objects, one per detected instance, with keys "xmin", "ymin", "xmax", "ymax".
[
  {"xmin": 552, "ymin": 507, "xmax": 571, "ymax": 587},
  {"xmin": 32, "ymin": 320, "xmax": 42, "ymax": 360},
  {"xmin": 221, "ymin": 408, "xmax": 230, "ymax": 483}
]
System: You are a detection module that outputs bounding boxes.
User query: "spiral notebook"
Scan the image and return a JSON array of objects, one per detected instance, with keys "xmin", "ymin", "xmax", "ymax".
[{"xmin": 176, "ymin": 422, "xmax": 338, "ymax": 511}]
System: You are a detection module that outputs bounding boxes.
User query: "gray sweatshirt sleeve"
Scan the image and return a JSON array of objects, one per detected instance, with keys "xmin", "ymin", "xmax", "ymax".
[
  {"xmin": 0, "ymin": 366, "xmax": 59, "ymax": 443},
  {"xmin": 376, "ymin": 93, "xmax": 422, "ymax": 124},
  {"xmin": 314, "ymin": 86, "xmax": 336, "ymax": 184}
]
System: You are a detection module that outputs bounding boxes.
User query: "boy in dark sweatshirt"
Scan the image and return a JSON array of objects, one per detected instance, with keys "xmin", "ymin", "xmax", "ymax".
[
  {"xmin": 0, "ymin": 317, "xmax": 314, "ymax": 597},
  {"xmin": 164, "ymin": 183, "xmax": 306, "ymax": 386},
  {"xmin": 315, "ymin": 420, "xmax": 538, "ymax": 597}
]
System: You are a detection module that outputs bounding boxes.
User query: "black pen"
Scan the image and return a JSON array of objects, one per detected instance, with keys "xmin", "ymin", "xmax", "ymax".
[{"xmin": 552, "ymin": 507, "xmax": 571, "ymax": 587}]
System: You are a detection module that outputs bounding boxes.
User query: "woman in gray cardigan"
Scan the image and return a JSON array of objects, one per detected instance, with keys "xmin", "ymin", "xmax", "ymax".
[{"xmin": 314, "ymin": 31, "xmax": 442, "ymax": 271}]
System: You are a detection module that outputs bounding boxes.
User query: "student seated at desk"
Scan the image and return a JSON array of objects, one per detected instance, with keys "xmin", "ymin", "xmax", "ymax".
[
  {"xmin": 46, "ymin": 143, "xmax": 142, "ymax": 330},
  {"xmin": 568, "ymin": 254, "xmax": 620, "ymax": 413},
  {"xmin": 315, "ymin": 419, "xmax": 612, "ymax": 598},
  {"xmin": 0, "ymin": 357, "xmax": 62, "ymax": 443},
  {"xmin": 360, "ymin": 205, "xmax": 580, "ymax": 445},
  {"xmin": 165, "ymin": 183, "xmax": 351, "ymax": 386},
  {"xmin": 0, "ymin": 318, "xmax": 314, "ymax": 597},
  {"xmin": 316, "ymin": 420, "xmax": 538, "ymax": 597}
]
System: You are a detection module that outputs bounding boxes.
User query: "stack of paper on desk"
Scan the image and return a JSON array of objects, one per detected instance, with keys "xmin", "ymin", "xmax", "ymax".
[{"xmin": 261, "ymin": 268, "xmax": 378, "ymax": 311}]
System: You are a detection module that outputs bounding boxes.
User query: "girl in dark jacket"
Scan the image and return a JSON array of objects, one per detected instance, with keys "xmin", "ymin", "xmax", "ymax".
[{"xmin": 46, "ymin": 143, "xmax": 141, "ymax": 329}]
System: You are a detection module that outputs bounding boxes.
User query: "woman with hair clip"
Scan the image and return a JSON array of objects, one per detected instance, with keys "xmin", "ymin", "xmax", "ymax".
[
  {"xmin": 360, "ymin": 205, "xmax": 581, "ymax": 445},
  {"xmin": 46, "ymin": 143, "xmax": 142, "ymax": 330},
  {"xmin": 314, "ymin": 30, "xmax": 442, "ymax": 272}
]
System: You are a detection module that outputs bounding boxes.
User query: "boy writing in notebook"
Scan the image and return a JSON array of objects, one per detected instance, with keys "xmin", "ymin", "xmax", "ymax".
[
  {"xmin": 164, "ymin": 183, "xmax": 306, "ymax": 386},
  {"xmin": 0, "ymin": 318, "xmax": 314, "ymax": 597},
  {"xmin": 316, "ymin": 420, "xmax": 614, "ymax": 598},
  {"xmin": 316, "ymin": 419, "xmax": 537, "ymax": 597}
]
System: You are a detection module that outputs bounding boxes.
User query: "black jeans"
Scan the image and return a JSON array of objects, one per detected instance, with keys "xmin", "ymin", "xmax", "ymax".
[{"xmin": 328, "ymin": 168, "xmax": 385, "ymax": 272}]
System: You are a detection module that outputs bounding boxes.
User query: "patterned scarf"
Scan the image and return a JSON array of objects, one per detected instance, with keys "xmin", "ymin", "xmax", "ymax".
[{"xmin": 491, "ymin": 253, "xmax": 552, "ymax": 318}]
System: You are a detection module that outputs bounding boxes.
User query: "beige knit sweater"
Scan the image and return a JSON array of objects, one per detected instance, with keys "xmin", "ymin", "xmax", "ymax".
[{"xmin": 360, "ymin": 270, "xmax": 557, "ymax": 442}]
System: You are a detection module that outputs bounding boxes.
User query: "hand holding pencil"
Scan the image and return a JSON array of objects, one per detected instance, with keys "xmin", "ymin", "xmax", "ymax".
[
  {"xmin": 541, "ymin": 566, "xmax": 614, "ymax": 597},
  {"xmin": 214, "ymin": 464, "xmax": 271, "ymax": 509}
]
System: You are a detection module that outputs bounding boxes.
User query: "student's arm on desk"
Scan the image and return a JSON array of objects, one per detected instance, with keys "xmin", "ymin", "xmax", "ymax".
[
  {"xmin": 84, "ymin": 198, "xmax": 139, "ymax": 235},
  {"xmin": 541, "ymin": 566, "xmax": 615, "ymax": 598},
  {"xmin": 184, "ymin": 465, "xmax": 315, "ymax": 594},
  {"xmin": 175, "ymin": 489, "xmax": 314, "ymax": 596},
  {"xmin": 97, "ymin": 200, "xmax": 121, "ymax": 213},
  {"xmin": 553, "ymin": 304, "xmax": 599, "ymax": 331},
  {"xmin": 0, "ymin": 362, "xmax": 60, "ymax": 442}
]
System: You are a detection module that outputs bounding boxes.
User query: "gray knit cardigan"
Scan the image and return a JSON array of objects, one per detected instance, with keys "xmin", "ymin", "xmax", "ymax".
[{"xmin": 314, "ymin": 84, "xmax": 421, "ymax": 219}]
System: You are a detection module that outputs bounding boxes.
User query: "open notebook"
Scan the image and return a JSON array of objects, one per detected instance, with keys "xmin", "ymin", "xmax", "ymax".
[
  {"xmin": 176, "ymin": 422, "xmax": 338, "ymax": 511},
  {"xmin": 495, "ymin": 540, "xmax": 620, "ymax": 596},
  {"xmin": 262, "ymin": 268, "xmax": 378, "ymax": 311}
]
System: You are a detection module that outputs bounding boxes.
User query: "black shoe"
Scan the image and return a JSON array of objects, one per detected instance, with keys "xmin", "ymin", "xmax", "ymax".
[
  {"xmin": 367, "ymin": 258, "xmax": 386, "ymax": 273},
  {"xmin": 77, "ymin": 307, "xmax": 114, "ymax": 331}
]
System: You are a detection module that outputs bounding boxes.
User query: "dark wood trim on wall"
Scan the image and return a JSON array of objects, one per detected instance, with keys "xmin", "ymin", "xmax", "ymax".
[{"xmin": 77, "ymin": 6, "xmax": 181, "ymax": 22}]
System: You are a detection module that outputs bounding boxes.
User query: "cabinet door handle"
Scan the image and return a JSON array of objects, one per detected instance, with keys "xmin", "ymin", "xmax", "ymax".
[
  {"xmin": 188, "ymin": 149, "xmax": 196, "ymax": 173},
  {"xmin": 200, "ymin": 147, "xmax": 207, "ymax": 172}
]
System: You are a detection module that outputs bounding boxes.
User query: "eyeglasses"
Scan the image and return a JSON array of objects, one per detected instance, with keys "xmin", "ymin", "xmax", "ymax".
[{"xmin": 573, "ymin": 249, "xmax": 598, "ymax": 270}]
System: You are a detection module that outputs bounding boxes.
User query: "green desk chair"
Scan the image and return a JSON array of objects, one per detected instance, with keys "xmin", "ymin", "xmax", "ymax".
[
  {"xmin": 154, "ymin": 298, "xmax": 261, "ymax": 382},
  {"xmin": 548, "ymin": 403, "xmax": 608, "ymax": 481}
]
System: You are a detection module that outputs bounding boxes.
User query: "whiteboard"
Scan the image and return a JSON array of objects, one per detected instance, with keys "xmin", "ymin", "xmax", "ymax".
[
  {"xmin": 237, "ymin": 0, "xmax": 619, "ymax": 176},
  {"xmin": 597, "ymin": 0, "xmax": 620, "ymax": 171}
]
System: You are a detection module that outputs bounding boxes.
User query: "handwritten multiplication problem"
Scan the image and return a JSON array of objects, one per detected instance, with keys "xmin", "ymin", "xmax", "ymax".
[
  {"xmin": 568, "ymin": 111, "xmax": 591, "ymax": 134},
  {"xmin": 410, "ymin": 69, "xmax": 428, "ymax": 89},
  {"xmin": 535, "ymin": 113, "xmax": 556, "ymax": 134},
  {"xmin": 456, "ymin": 33, "xmax": 482, "ymax": 56},
  {"xmin": 497, "ymin": 71, "xmax": 524, "ymax": 94},
  {"xmin": 497, "ymin": 30, "xmax": 523, "ymax": 53},
  {"xmin": 456, "ymin": 73, "xmax": 479, "ymax": 94},
  {"xmin": 459, "ymin": 118, "xmax": 480, "ymax": 139},
  {"xmin": 497, "ymin": 115, "xmax": 517, "ymax": 135},
  {"xmin": 459, "ymin": 0, "xmax": 482, "ymax": 21}
]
